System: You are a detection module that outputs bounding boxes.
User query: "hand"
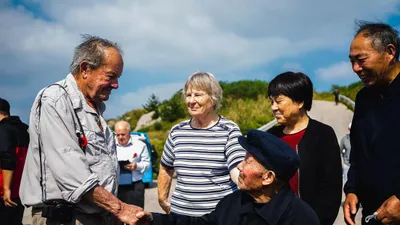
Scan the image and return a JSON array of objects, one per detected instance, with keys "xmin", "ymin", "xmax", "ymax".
[
  {"xmin": 136, "ymin": 211, "xmax": 153, "ymax": 225},
  {"xmin": 158, "ymin": 199, "xmax": 171, "ymax": 214},
  {"xmin": 116, "ymin": 203, "xmax": 143, "ymax": 225},
  {"xmin": 376, "ymin": 195, "xmax": 400, "ymax": 224},
  {"xmin": 344, "ymin": 193, "xmax": 359, "ymax": 225},
  {"xmin": 124, "ymin": 163, "xmax": 137, "ymax": 171},
  {"xmin": 3, "ymin": 189, "xmax": 17, "ymax": 207}
]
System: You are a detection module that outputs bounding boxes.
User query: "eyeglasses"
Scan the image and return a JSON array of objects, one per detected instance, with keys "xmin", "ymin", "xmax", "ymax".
[{"xmin": 185, "ymin": 93, "xmax": 207, "ymax": 101}]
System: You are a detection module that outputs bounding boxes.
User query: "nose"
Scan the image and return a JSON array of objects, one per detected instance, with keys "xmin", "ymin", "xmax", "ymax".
[
  {"xmin": 111, "ymin": 78, "xmax": 119, "ymax": 89},
  {"xmin": 352, "ymin": 61, "xmax": 362, "ymax": 73},
  {"xmin": 270, "ymin": 101, "xmax": 278, "ymax": 111}
]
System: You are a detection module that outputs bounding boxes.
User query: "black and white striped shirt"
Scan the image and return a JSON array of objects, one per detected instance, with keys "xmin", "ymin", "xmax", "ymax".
[{"xmin": 161, "ymin": 116, "xmax": 246, "ymax": 216}]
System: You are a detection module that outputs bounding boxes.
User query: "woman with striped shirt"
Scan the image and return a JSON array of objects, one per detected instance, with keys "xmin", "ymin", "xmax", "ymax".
[{"xmin": 157, "ymin": 72, "xmax": 246, "ymax": 217}]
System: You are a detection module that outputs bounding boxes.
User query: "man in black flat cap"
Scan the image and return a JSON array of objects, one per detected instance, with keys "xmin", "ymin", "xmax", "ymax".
[{"xmin": 135, "ymin": 129, "xmax": 320, "ymax": 225}]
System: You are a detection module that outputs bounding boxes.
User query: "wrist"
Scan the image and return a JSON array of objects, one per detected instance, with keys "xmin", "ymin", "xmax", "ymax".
[{"xmin": 112, "ymin": 200, "xmax": 123, "ymax": 217}]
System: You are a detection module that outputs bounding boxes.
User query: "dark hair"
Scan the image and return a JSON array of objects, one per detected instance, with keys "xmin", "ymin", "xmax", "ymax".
[
  {"xmin": 0, "ymin": 97, "xmax": 10, "ymax": 116},
  {"xmin": 355, "ymin": 21, "xmax": 400, "ymax": 60},
  {"xmin": 69, "ymin": 34, "xmax": 123, "ymax": 74},
  {"xmin": 268, "ymin": 71, "xmax": 313, "ymax": 111}
]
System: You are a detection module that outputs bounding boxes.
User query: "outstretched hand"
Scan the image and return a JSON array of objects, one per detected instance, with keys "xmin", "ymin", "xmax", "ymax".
[{"xmin": 116, "ymin": 203, "xmax": 143, "ymax": 225}]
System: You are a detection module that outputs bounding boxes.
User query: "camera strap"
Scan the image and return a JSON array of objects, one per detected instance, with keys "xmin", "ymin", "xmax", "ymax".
[{"xmin": 36, "ymin": 83, "xmax": 86, "ymax": 202}]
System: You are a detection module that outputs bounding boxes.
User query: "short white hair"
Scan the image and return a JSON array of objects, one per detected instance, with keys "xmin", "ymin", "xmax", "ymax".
[
  {"xmin": 182, "ymin": 72, "xmax": 223, "ymax": 110},
  {"xmin": 115, "ymin": 120, "xmax": 131, "ymax": 131}
]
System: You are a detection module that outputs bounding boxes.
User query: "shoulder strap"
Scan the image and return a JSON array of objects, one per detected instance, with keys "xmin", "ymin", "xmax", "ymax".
[{"xmin": 36, "ymin": 83, "xmax": 86, "ymax": 202}]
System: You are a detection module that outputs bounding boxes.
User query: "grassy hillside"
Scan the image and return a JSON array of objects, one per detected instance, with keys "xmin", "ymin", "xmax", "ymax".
[{"xmin": 109, "ymin": 79, "xmax": 363, "ymax": 177}]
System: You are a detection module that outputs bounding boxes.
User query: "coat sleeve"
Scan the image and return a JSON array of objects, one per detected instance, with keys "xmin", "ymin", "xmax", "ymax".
[
  {"xmin": 313, "ymin": 126, "xmax": 342, "ymax": 225},
  {"xmin": 0, "ymin": 126, "xmax": 17, "ymax": 170}
]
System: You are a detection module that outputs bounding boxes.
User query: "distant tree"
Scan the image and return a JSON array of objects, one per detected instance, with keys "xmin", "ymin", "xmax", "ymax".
[
  {"xmin": 143, "ymin": 94, "xmax": 160, "ymax": 112},
  {"xmin": 159, "ymin": 91, "xmax": 187, "ymax": 123}
]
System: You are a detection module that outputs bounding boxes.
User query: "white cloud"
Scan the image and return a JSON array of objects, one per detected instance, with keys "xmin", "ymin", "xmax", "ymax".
[
  {"xmin": 103, "ymin": 82, "xmax": 184, "ymax": 119},
  {"xmin": 0, "ymin": 0, "xmax": 398, "ymax": 120},
  {"xmin": 315, "ymin": 61, "xmax": 358, "ymax": 82},
  {"xmin": 282, "ymin": 63, "xmax": 305, "ymax": 72}
]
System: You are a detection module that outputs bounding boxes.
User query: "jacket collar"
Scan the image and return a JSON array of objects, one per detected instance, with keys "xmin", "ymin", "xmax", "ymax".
[
  {"xmin": 64, "ymin": 73, "xmax": 106, "ymax": 115},
  {"xmin": 239, "ymin": 187, "xmax": 294, "ymax": 225}
]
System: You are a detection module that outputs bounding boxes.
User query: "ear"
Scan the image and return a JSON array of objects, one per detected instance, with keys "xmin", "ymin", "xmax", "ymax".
[
  {"xmin": 386, "ymin": 44, "xmax": 396, "ymax": 60},
  {"xmin": 79, "ymin": 61, "xmax": 92, "ymax": 79},
  {"xmin": 297, "ymin": 101, "xmax": 304, "ymax": 109},
  {"xmin": 261, "ymin": 170, "xmax": 276, "ymax": 186}
]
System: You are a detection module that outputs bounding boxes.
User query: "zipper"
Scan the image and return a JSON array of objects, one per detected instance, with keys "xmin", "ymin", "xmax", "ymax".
[{"xmin": 296, "ymin": 144, "xmax": 301, "ymax": 198}]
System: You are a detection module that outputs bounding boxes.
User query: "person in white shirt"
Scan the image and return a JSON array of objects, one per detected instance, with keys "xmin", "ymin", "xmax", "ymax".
[{"xmin": 115, "ymin": 120, "xmax": 150, "ymax": 208}]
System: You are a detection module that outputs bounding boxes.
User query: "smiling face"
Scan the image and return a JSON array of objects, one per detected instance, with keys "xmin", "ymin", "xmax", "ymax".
[
  {"xmin": 349, "ymin": 33, "xmax": 394, "ymax": 87},
  {"xmin": 269, "ymin": 95, "xmax": 303, "ymax": 125},
  {"xmin": 185, "ymin": 86, "xmax": 215, "ymax": 118},
  {"xmin": 237, "ymin": 153, "xmax": 270, "ymax": 191},
  {"xmin": 82, "ymin": 47, "xmax": 124, "ymax": 104}
]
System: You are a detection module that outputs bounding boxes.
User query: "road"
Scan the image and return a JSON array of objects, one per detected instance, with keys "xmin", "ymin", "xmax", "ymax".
[{"xmin": 23, "ymin": 100, "xmax": 360, "ymax": 224}]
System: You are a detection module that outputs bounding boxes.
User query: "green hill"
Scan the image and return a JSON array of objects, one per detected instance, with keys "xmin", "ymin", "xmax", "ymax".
[{"xmin": 108, "ymin": 79, "xmax": 363, "ymax": 176}]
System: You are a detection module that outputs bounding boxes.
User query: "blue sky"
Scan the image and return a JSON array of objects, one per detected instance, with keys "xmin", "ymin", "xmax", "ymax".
[{"xmin": 1, "ymin": 0, "xmax": 399, "ymax": 123}]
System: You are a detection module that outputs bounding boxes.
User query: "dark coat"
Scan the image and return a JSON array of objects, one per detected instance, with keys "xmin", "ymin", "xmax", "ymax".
[
  {"xmin": 344, "ymin": 73, "xmax": 400, "ymax": 217},
  {"xmin": 152, "ymin": 187, "xmax": 320, "ymax": 225},
  {"xmin": 0, "ymin": 116, "xmax": 29, "ymax": 170},
  {"xmin": 268, "ymin": 118, "xmax": 342, "ymax": 225}
]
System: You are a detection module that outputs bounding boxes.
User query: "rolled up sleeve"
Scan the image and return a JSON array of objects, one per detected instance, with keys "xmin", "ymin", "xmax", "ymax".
[{"xmin": 40, "ymin": 95, "xmax": 99, "ymax": 203}]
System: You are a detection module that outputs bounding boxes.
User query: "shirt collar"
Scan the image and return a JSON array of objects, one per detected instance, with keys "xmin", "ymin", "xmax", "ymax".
[
  {"xmin": 65, "ymin": 73, "xmax": 106, "ymax": 115},
  {"xmin": 239, "ymin": 187, "xmax": 294, "ymax": 225}
]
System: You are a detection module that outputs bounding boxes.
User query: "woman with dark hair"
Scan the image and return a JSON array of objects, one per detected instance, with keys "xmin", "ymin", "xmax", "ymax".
[{"xmin": 267, "ymin": 71, "xmax": 342, "ymax": 225}]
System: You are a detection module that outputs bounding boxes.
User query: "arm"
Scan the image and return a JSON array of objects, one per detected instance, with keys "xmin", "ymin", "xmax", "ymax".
[
  {"xmin": 0, "ymin": 126, "xmax": 18, "ymax": 207},
  {"xmin": 157, "ymin": 131, "xmax": 177, "ymax": 213},
  {"xmin": 225, "ymin": 126, "xmax": 246, "ymax": 184},
  {"xmin": 84, "ymin": 186, "xmax": 143, "ymax": 224},
  {"xmin": 158, "ymin": 164, "xmax": 174, "ymax": 213},
  {"xmin": 2, "ymin": 169, "xmax": 17, "ymax": 207},
  {"xmin": 314, "ymin": 126, "xmax": 342, "ymax": 225}
]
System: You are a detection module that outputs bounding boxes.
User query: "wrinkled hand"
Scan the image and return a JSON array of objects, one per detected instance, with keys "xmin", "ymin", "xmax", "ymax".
[
  {"xmin": 158, "ymin": 199, "xmax": 171, "ymax": 214},
  {"xmin": 124, "ymin": 163, "xmax": 137, "ymax": 171},
  {"xmin": 3, "ymin": 189, "xmax": 17, "ymax": 207},
  {"xmin": 136, "ymin": 211, "xmax": 153, "ymax": 225},
  {"xmin": 344, "ymin": 193, "xmax": 359, "ymax": 225},
  {"xmin": 116, "ymin": 203, "xmax": 143, "ymax": 225},
  {"xmin": 376, "ymin": 195, "xmax": 400, "ymax": 224}
]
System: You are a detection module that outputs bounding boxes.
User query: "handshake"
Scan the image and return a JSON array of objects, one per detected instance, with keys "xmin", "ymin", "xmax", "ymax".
[{"xmin": 115, "ymin": 203, "xmax": 153, "ymax": 225}]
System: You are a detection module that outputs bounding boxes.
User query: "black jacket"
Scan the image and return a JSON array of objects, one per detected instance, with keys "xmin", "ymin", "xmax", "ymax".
[
  {"xmin": 268, "ymin": 118, "xmax": 342, "ymax": 225},
  {"xmin": 344, "ymin": 73, "xmax": 400, "ymax": 216},
  {"xmin": 153, "ymin": 187, "xmax": 320, "ymax": 225},
  {"xmin": 0, "ymin": 116, "xmax": 29, "ymax": 170}
]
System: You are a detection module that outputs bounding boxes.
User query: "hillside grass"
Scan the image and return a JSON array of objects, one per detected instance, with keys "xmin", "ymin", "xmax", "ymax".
[{"xmin": 108, "ymin": 79, "xmax": 363, "ymax": 179}]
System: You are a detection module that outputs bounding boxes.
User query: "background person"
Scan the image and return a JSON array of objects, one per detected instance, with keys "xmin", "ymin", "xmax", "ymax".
[
  {"xmin": 344, "ymin": 21, "xmax": 400, "ymax": 225},
  {"xmin": 157, "ymin": 72, "xmax": 246, "ymax": 216},
  {"xmin": 137, "ymin": 130, "xmax": 321, "ymax": 225},
  {"xmin": 340, "ymin": 122, "xmax": 351, "ymax": 185},
  {"xmin": 0, "ymin": 98, "xmax": 29, "ymax": 225},
  {"xmin": 20, "ymin": 35, "xmax": 142, "ymax": 225},
  {"xmin": 267, "ymin": 71, "xmax": 342, "ymax": 225},
  {"xmin": 115, "ymin": 120, "xmax": 150, "ymax": 208}
]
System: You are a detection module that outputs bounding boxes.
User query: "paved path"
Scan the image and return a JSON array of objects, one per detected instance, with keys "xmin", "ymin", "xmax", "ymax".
[{"xmin": 23, "ymin": 100, "xmax": 359, "ymax": 225}]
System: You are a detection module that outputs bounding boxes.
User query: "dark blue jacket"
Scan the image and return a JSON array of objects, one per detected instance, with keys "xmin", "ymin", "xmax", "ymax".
[
  {"xmin": 152, "ymin": 187, "xmax": 320, "ymax": 225},
  {"xmin": 344, "ymin": 73, "xmax": 400, "ymax": 217}
]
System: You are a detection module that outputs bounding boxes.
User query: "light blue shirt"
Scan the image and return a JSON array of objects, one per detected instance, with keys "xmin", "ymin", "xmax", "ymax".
[{"xmin": 20, "ymin": 74, "xmax": 119, "ymax": 214}]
